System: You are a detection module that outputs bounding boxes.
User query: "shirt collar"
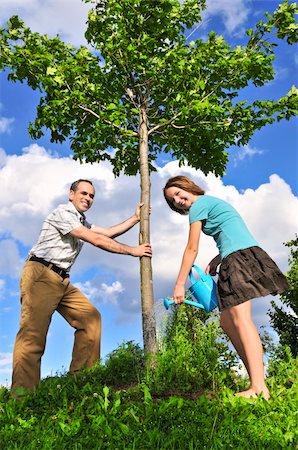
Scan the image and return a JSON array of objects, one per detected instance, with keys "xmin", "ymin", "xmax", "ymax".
[{"xmin": 67, "ymin": 201, "xmax": 86, "ymax": 223}]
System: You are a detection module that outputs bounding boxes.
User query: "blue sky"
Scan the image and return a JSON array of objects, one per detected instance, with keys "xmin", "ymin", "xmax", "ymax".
[{"xmin": 0, "ymin": 0, "xmax": 297, "ymax": 388}]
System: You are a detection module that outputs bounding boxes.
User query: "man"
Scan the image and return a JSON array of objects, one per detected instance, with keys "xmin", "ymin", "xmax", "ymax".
[{"xmin": 12, "ymin": 179, "xmax": 152, "ymax": 394}]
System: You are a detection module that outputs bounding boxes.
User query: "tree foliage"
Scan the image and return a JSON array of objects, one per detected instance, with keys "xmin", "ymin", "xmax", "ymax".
[
  {"xmin": 0, "ymin": 0, "xmax": 297, "ymax": 176},
  {"xmin": 269, "ymin": 236, "xmax": 298, "ymax": 357}
]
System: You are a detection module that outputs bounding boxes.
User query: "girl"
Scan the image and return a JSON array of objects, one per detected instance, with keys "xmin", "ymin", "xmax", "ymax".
[{"xmin": 163, "ymin": 175, "xmax": 290, "ymax": 399}]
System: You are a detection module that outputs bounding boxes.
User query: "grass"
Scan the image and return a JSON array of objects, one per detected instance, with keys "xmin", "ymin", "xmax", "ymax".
[{"xmin": 1, "ymin": 309, "xmax": 297, "ymax": 449}]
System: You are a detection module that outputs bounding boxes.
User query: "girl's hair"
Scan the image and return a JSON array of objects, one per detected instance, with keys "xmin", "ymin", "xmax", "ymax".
[{"xmin": 163, "ymin": 176, "xmax": 205, "ymax": 215}]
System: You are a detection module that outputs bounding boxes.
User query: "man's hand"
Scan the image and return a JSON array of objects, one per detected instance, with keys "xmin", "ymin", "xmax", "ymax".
[
  {"xmin": 131, "ymin": 243, "xmax": 152, "ymax": 257},
  {"xmin": 134, "ymin": 203, "xmax": 151, "ymax": 222}
]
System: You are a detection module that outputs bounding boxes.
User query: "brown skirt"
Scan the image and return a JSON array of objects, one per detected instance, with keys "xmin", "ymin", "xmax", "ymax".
[{"xmin": 217, "ymin": 246, "xmax": 290, "ymax": 311}]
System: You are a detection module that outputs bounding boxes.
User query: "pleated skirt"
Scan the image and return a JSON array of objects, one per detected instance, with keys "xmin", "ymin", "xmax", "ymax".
[{"xmin": 217, "ymin": 246, "xmax": 290, "ymax": 311}]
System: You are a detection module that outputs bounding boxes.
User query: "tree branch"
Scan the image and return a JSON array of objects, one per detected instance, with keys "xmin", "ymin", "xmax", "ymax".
[
  {"xmin": 78, "ymin": 104, "xmax": 138, "ymax": 136},
  {"xmin": 171, "ymin": 119, "xmax": 232, "ymax": 129},
  {"xmin": 148, "ymin": 111, "xmax": 183, "ymax": 135}
]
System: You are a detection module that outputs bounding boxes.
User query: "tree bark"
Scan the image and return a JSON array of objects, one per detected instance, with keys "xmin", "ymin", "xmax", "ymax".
[{"xmin": 138, "ymin": 104, "xmax": 157, "ymax": 355}]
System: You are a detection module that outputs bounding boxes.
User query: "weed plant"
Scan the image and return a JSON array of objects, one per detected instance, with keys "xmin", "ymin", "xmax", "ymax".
[{"xmin": 146, "ymin": 305, "xmax": 239, "ymax": 396}]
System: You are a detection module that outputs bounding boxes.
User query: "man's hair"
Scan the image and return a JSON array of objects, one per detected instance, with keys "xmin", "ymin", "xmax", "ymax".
[
  {"xmin": 163, "ymin": 176, "xmax": 205, "ymax": 215},
  {"xmin": 70, "ymin": 179, "xmax": 94, "ymax": 192}
]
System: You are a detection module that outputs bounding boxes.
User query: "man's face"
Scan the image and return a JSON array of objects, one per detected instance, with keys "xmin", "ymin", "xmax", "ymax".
[{"xmin": 69, "ymin": 181, "xmax": 95, "ymax": 213}]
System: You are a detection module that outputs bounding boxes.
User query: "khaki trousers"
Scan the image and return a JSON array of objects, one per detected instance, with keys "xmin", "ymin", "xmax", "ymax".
[{"xmin": 12, "ymin": 261, "xmax": 101, "ymax": 391}]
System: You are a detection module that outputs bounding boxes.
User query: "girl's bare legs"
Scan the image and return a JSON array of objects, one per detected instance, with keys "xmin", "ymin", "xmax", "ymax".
[{"xmin": 220, "ymin": 301, "xmax": 270, "ymax": 400}]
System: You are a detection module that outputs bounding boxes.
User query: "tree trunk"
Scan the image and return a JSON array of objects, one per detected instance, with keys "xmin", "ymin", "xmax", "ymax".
[{"xmin": 138, "ymin": 104, "xmax": 157, "ymax": 355}]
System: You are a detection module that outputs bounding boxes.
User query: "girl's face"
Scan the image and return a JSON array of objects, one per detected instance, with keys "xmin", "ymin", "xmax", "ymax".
[{"xmin": 165, "ymin": 186, "xmax": 197, "ymax": 211}]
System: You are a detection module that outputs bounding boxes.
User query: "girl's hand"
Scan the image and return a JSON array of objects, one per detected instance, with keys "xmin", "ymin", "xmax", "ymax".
[{"xmin": 173, "ymin": 284, "xmax": 185, "ymax": 304}]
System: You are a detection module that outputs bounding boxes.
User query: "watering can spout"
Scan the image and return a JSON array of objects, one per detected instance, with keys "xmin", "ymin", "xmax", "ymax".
[
  {"xmin": 163, "ymin": 298, "xmax": 173, "ymax": 310},
  {"xmin": 163, "ymin": 298, "xmax": 205, "ymax": 310}
]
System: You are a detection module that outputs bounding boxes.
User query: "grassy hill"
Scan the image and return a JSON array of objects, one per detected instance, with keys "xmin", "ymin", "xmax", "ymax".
[{"xmin": 1, "ymin": 309, "xmax": 297, "ymax": 449}]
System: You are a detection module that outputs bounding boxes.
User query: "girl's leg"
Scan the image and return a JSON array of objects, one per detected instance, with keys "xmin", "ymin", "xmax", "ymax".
[
  {"xmin": 220, "ymin": 310, "xmax": 249, "ymax": 374},
  {"xmin": 220, "ymin": 301, "xmax": 270, "ymax": 399}
]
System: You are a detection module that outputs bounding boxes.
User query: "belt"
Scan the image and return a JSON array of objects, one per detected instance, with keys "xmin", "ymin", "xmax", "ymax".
[{"xmin": 28, "ymin": 255, "xmax": 69, "ymax": 279}]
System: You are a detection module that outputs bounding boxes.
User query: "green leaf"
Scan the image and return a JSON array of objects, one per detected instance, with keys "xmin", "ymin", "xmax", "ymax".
[{"xmin": 46, "ymin": 67, "xmax": 57, "ymax": 76}]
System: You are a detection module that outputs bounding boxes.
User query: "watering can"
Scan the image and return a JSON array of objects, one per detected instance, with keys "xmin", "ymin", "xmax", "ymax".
[{"xmin": 163, "ymin": 265, "xmax": 218, "ymax": 313}]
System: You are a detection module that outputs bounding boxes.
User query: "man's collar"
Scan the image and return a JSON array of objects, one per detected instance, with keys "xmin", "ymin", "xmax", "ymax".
[{"xmin": 67, "ymin": 201, "xmax": 86, "ymax": 221}]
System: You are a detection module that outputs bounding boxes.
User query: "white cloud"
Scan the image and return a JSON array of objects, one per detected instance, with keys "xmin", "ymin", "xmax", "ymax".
[
  {"xmin": 102, "ymin": 281, "xmax": 124, "ymax": 296},
  {"xmin": 0, "ymin": 352, "xmax": 13, "ymax": 387},
  {"xmin": 204, "ymin": 0, "xmax": 249, "ymax": 34},
  {"xmin": 0, "ymin": 279, "xmax": 5, "ymax": 299},
  {"xmin": 233, "ymin": 144, "xmax": 264, "ymax": 165},
  {"xmin": 0, "ymin": 352, "xmax": 12, "ymax": 367},
  {"xmin": 1, "ymin": 0, "xmax": 250, "ymax": 48},
  {"xmin": 0, "ymin": 144, "xmax": 114, "ymax": 246},
  {"xmin": 2, "ymin": 306, "xmax": 13, "ymax": 313},
  {"xmin": 0, "ymin": 147, "xmax": 296, "ymax": 322},
  {"xmin": 272, "ymin": 66, "xmax": 289, "ymax": 81},
  {"xmin": 0, "ymin": 117, "xmax": 15, "ymax": 134},
  {"xmin": 1, "ymin": 0, "xmax": 90, "ymax": 47},
  {"xmin": 0, "ymin": 240, "xmax": 23, "ymax": 277},
  {"xmin": 74, "ymin": 280, "xmax": 102, "ymax": 301},
  {"xmin": 0, "ymin": 352, "xmax": 12, "ymax": 386},
  {"xmin": 74, "ymin": 280, "xmax": 125, "ymax": 306},
  {"xmin": 0, "ymin": 148, "xmax": 7, "ymax": 167}
]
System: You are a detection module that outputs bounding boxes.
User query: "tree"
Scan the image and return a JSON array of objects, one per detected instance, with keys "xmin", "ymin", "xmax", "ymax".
[
  {"xmin": 1, "ymin": 0, "xmax": 297, "ymax": 354},
  {"xmin": 268, "ymin": 237, "xmax": 298, "ymax": 357}
]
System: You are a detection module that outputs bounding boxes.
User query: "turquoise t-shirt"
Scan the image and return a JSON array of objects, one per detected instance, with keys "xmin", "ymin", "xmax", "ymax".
[{"xmin": 189, "ymin": 195, "xmax": 258, "ymax": 259}]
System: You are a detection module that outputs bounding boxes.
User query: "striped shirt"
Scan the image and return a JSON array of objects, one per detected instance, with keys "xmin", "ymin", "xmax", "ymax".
[{"xmin": 30, "ymin": 201, "xmax": 93, "ymax": 271}]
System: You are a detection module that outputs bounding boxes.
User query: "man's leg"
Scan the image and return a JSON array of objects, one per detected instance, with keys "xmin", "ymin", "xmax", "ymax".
[
  {"xmin": 57, "ymin": 283, "xmax": 101, "ymax": 373},
  {"xmin": 12, "ymin": 262, "xmax": 66, "ymax": 392},
  {"xmin": 220, "ymin": 301, "xmax": 270, "ymax": 399}
]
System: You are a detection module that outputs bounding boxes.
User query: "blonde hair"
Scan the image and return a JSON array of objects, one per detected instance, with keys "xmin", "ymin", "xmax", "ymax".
[{"xmin": 163, "ymin": 176, "xmax": 205, "ymax": 215}]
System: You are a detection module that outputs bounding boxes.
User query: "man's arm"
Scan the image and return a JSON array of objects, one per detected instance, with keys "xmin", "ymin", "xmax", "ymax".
[
  {"xmin": 91, "ymin": 203, "xmax": 145, "ymax": 238},
  {"xmin": 69, "ymin": 226, "xmax": 152, "ymax": 257}
]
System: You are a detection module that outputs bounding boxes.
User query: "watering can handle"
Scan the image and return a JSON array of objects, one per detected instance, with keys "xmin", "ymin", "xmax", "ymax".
[{"xmin": 189, "ymin": 265, "xmax": 208, "ymax": 285}]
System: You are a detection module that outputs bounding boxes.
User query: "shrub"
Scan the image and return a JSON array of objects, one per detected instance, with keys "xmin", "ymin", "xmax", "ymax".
[
  {"xmin": 147, "ymin": 304, "xmax": 238, "ymax": 394},
  {"xmin": 103, "ymin": 340, "xmax": 145, "ymax": 386}
]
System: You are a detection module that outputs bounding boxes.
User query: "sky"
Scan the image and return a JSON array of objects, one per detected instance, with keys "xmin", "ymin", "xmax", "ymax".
[{"xmin": 0, "ymin": 0, "xmax": 297, "ymax": 388}]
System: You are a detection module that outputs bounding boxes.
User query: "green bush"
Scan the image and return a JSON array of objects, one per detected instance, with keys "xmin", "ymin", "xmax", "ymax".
[
  {"xmin": 102, "ymin": 340, "xmax": 145, "ymax": 386},
  {"xmin": 147, "ymin": 305, "xmax": 238, "ymax": 395}
]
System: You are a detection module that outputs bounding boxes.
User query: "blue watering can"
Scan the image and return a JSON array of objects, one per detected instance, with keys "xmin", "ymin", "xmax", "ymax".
[{"xmin": 163, "ymin": 265, "xmax": 218, "ymax": 313}]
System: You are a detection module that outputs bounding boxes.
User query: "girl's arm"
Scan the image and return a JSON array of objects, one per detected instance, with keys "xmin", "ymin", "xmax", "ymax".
[{"xmin": 173, "ymin": 220, "xmax": 202, "ymax": 303}]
